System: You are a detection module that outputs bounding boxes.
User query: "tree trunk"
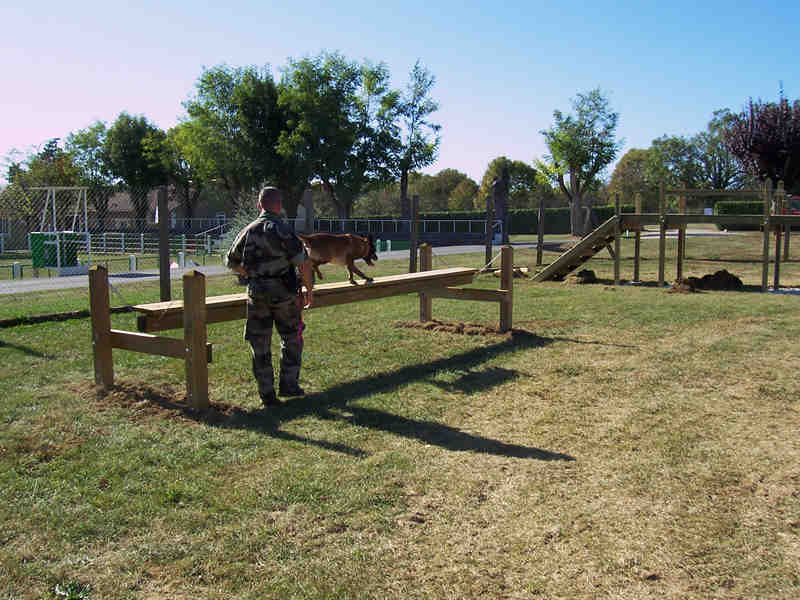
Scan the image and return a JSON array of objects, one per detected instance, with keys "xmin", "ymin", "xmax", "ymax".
[{"xmin": 570, "ymin": 198, "xmax": 586, "ymax": 237}]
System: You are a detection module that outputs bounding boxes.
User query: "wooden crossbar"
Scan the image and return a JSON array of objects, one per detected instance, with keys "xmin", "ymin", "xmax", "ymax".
[{"xmin": 136, "ymin": 267, "xmax": 477, "ymax": 332}]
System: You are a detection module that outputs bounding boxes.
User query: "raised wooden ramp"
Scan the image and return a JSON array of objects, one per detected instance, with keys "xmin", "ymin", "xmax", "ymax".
[
  {"xmin": 532, "ymin": 217, "xmax": 617, "ymax": 282},
  {"xmin": 136, "ymin": 267, "xmax": 478, "ymax": 332}
]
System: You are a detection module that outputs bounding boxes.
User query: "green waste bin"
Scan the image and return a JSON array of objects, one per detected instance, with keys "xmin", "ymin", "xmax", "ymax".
[{"xmin": 30, "ymin": 232, "xmax": 81, "ymax": 268}]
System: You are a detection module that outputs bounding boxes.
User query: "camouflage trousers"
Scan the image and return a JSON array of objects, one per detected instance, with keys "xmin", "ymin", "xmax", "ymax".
[{"xmin": 244, "ymin": 291, "xmax": 303, "ymax": 398}]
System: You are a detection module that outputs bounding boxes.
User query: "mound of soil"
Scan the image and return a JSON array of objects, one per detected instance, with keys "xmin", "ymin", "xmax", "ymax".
[
  {"xmin": 394, "ymin": 319, "xmax": 508, "ymax": 336},
  {"xmin": 76, "ymin": 381, "xmax": 246, "ymax": 424},
  {"xmin": 670, "ymin": 269, "xmax": 744, "ymax": 293},
  {"xmin": 565, "ymin": 269, "xmax": 597, "ymax": 285}
]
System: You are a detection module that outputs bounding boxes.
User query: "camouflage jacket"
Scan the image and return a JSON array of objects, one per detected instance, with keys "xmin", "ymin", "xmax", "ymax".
[{"xmin": 225, "ymin": 211, "xmax": 306, "ymax": 294}]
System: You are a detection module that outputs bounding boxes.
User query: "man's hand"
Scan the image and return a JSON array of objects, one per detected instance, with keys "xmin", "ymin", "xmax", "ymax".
[
  {"xmin": 230, "ymin": 264, "xmax": 248, "ymax": 278},
  {"xmin": 301, "ymin": 286, "xmax": 313, "ymax": 309}
]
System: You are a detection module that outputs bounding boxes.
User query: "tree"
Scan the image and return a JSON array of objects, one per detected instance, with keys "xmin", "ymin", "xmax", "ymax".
[
  {"xmin": 539, "ymin": 89, "xmax": 622, "ymax": 235},
  {"xmin": 66, "ymin": 122, "xmax": 117, "ymax": 230},
  {"xmin": 697, "ymin": 110, "xmax": 748, "ymax": 191},
  {"xmin": 608, "ymin": 148, "xmax": 657, "ymax": 207},
  {"xmin": 393, "ymin": 61, "xmax": 441, "ymax": 213},
  {"xmin": 647, "ymin": 134, "xmax": 705, "ymax": 190},
  {"xmin": 448, "ymin": 178, "xmax": 479, "ymax": 211},
  {"xmin": 723, "ymin": 93, "xmax": 800, "ymax": 193},
  {"xmin": 104, "ymin": 113, "xmax": 168, "ymax": 224},
  {"xmin": 182, "ymin": 65, "xmax": 287, "ymax": 212},
  {"xmin": 143, "ymin": 123, "xmax": 205, "ymax": 221},
  {"xmin": 479, "ymin": 157, "xmax": 552, "ymax": 210},
  {"xmin": 278, "ymin": 53, "xmax": 398, "ymax": 218}
]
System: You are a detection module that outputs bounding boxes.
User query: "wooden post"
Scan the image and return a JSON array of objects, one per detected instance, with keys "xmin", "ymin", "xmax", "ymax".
[
  {"xmin": 658, "ymin": 183, "xmax": 667, "ymax": 287},
  {"xmin": 419, "ymin": 244, "xmax": 432, "ymax": 322},
  {"xmin": 762, "ymin": 180, "xmax": 772, "ymax": 292},
  {"xmin": 676, "ymin": 189, "xmax": 686, "ymax": 282},
  {"xmin": 409, "ymin": 194, "xmax": 420, "ymax": 273},
  {"xmin": 89, "ymin": 265, "xmax": 114, "ymax": 389},
  {"xmin": 633, "ymin": 192, "xmax": 641, "ymax": 283},
  {"xmin": 485, "ymin": 188, "xmax": 495, "ymax": 269},
  {"xmin": 158, "ymin": 186, "xmax": 171, "ymax": 301},
  {"xmin": 774, "ymin": 181, "xmax": 784, "ymax": 289},
  {"xmin": 613, "ymin": 193, "xmax": 621, "ymax": 286},
  {"xmin": 183, "ymin": 270, "xmax": 209, "ymax": 410},
  {"xmin": 500, "ymin": 246, "xmax": 513, "ymax": 332},
  {"xmin": 536, "ymin": 195, "xmax": 544, "ymax": 266}
]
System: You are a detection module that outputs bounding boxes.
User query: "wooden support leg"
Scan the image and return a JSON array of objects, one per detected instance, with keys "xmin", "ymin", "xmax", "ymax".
[
  {"xmin": 633, "ymin": 231, "xmax": 641, "ymax": 283},
  {"xmin": 676, "ymin": 226, "xmax": 686, "ymax": 282},
  {"xmin": 762, "ymin": 218, "xmax": 770, "ymax": 292},
  {"xmin": 183, "ymin": 270, "xmax": 209, "ymax": 410},
  {"xmin": 658, "ymin": 217, "xmax": 667, "ymax": 287},
  {"xmin": 419, "ymin": 244, "xmax": 432, "ymax": 322},
  {"xmin": 89, "ymin": 265, "xmax": 114, "ymax": 389},
  {"xmin": 500, "ymin": 246, "xmax": 513, "ymax": 332}
]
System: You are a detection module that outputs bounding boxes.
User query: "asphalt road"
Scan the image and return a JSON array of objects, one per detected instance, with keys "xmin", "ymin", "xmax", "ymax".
[{"xmin": 0, "ymin": 230, "xmax": 739, "ymax": 296}]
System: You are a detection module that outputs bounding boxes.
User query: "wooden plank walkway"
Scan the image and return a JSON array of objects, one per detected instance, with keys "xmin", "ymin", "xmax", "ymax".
[{"xmin": 135, "ymin": 267, "xmax": 478, "ymax": 332}]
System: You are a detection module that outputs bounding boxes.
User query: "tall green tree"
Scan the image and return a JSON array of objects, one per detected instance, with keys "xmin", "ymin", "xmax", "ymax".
[
  {"xmin": 66, "ymin": 122, "xmax": 117, "ymax": 230},
  {"xmin": 479, "ymin": 157, "xmax": 551, "ymax": 210},
  {"xmin": 608, "ymin": 148, "xmax": 657, "ymax": 208},
  {"xmin": 393, "ymin": 61, "xmax": 441, "ymax": 212},
  {"xmin": 539, "ymin": 89, "xmax": 622, "ymax": 235},
  {"xmin": 697, "ymin": 110, "xmax": 748, "ymax": 191},
  {"xmin": 104, "ymin": 113, "xmax": 167, "ymax": 224},
  {"xmin": 142, "ymin": 123, "xmax": 205, "ymax": 221},
  {"xmin": 278, "ymin": 53, "xmax": 398, "ymax": 218},
  {"xmin": 182, "ymin": 65, "xmax": 287, "ymax": 212}
]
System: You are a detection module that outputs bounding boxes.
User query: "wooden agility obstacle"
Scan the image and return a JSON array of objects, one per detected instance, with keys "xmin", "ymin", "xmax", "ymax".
[
  {"xmin": 534, "ymin": 183, "xmax": 800, "ymax": 291},
  {"xmin": 90, "ymin": 244, "xmax": 514, "ymax": 409}
]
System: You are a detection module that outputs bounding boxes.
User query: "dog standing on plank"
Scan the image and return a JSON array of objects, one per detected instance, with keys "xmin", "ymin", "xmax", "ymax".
[{"xmin": 298, "ymin": 233, "xmax": 378, "ymax": 284}]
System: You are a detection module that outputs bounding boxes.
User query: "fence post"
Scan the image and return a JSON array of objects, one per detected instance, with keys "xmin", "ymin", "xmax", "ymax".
[
  {"xmin": 89, "ymin": 265, "xmax": 114, "ymax": 390},
  {"xmin": 121, "ymin": 232, "xmax": 125, "ymax": 253},
  {"xmin": 419, "ymin": 244, "xmax": 432, "ymax": 322},
  {"xmin": 158, "ymin": 186, "xmax": 171, "ymax": 301},
  {"xmin": 500, "ymin": 245, "xmax": 514, "ymax": 332},
  {"xmin": 178, "ymin": 251, "xmax": 185, "ymax": 268},
  {"xmin": 409, "ymin": 195, "xmax": 420, "ymax": 273},
  {"xmin": 762, "ymin": 180, "xmax": 772, "ymax": 292},
  {"xmin": 774, "ymin": 181, "xmax": 784, "ymax": 289},
  {"xmin": 183, "ymin": 270, "xmax": 209, "ymax": 410},
  {"xmin": 633, "ymin": 192, "xmax": 642, "ymax": 283},
  {"xmin": 536, "ymin": 195, "xmax": 544, "ymax": 266},
  {"xmin": 181, "ymin": 234, "xmax": 187, "ymax": 255},
  {"xmin": 129, "ymin": 255, "xmax": 137, "ymax": 271},
  {"xmin": 614, "ymin": 193, "xmax": 621, "ymax": 286},
  {"xmin": 12, "ymin": 262, "xmax": 21, "ymax": 279},
  {"xmin": 658, "ymin": 182, "xmax": 667, "ymax": 287},
  {"xmin": 140, "ymin": 232, "xmax": 145, "ymax": 254},
  {"xmin": 103, "ymin": 232, "xmax": 107, "ymax": 253}
]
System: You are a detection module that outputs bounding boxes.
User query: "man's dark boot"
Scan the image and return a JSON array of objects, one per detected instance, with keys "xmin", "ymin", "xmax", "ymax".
[
  {"xmin": 261, "ymin": 390, "xmax": 280, "ymax": 407},
  {"xmin": 278, "ymin": 383, "xmax": 305, "ymax": 397}
]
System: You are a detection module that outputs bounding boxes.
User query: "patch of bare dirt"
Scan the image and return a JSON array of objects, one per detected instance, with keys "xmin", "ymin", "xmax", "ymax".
[
  {"xmin": 669, "ymin": 269, "xmax": 744, "ymax": 294},
  {"xmin": 74, "ymin": 381, "xmax": 246, "ymax": 425},
  {"xmin": 394, "ymin": 319, "xmax": 509, "ymax": 336},
  {"xmin": 564, "ymin": 269, "xmax": 597, "ymax": 285}
]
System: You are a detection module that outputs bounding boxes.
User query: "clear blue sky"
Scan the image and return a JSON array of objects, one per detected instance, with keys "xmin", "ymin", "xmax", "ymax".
[{"xmin": 2, "ymin": 0, "xmax": 798, "ymax": 185}]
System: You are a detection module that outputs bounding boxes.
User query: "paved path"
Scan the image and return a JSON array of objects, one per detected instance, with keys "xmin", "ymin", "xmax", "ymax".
[{"xmin": 0, "ymin": 231, "xmax": 739, "ymax": 296}]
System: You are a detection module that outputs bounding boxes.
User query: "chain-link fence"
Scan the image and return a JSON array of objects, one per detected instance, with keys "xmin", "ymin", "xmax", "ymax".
[{"xmin": 0, "ymin": 185, "xmax": 235, "ymax": 318}]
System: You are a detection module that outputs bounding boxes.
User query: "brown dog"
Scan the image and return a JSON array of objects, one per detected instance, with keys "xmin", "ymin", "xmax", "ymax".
[{"xmin": 299, "ymin": 233, "xmax": 378, "ymax": 284}]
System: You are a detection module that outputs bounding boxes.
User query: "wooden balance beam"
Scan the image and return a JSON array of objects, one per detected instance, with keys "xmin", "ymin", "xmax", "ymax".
[
  {"xmin": 135, "ymin": 266, "xmax": 478, "ymax": 333},
  {"xmin": 90, "ymin": 244, "xmax": 514, "ymax": 409}
]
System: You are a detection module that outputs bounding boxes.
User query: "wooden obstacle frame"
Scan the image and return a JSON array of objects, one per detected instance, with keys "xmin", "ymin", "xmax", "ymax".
[
  {"xmin": 89, "ymin": 244, "xmax": 514, "ymax": 410},
  {"xmin": 609, "ymin": 182, "xmax": 800, "ymax": 290}
]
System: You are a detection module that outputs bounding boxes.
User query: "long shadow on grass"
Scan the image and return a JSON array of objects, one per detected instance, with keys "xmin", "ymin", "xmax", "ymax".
[
  {"xmin": 269, "ymin": 329, "xmax": 575, "ymax": 461},
  {"xmin": 0, "ymin": 339, "xmax": 47, "ymax": 357}
]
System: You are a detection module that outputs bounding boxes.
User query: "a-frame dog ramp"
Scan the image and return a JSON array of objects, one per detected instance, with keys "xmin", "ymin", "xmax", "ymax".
[{"xmin": 532, "ymin": 217, "xmax": 617, "ymax": 282}]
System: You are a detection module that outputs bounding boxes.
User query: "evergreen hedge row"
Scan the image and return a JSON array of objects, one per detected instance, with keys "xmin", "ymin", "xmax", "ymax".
[{"xmin": 714, "ymin": 200, "xmax": 765, "ymax": 231}]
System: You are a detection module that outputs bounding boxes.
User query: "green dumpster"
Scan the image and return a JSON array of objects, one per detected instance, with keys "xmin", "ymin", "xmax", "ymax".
[{"xmin": 30, "ymin": 232, "xmax": 81, "ymax": 268}]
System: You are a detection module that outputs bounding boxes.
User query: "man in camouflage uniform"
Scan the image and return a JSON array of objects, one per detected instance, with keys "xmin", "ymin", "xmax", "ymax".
[{"xmin": 226, "ymin": 187, "xmax": 313, "ymax": 407}]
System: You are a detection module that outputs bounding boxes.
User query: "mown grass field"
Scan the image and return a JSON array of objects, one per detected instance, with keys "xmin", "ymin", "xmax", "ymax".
[{"xmin": 1, "ymin": 231, "xmax": 799, "ymax": 599}]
